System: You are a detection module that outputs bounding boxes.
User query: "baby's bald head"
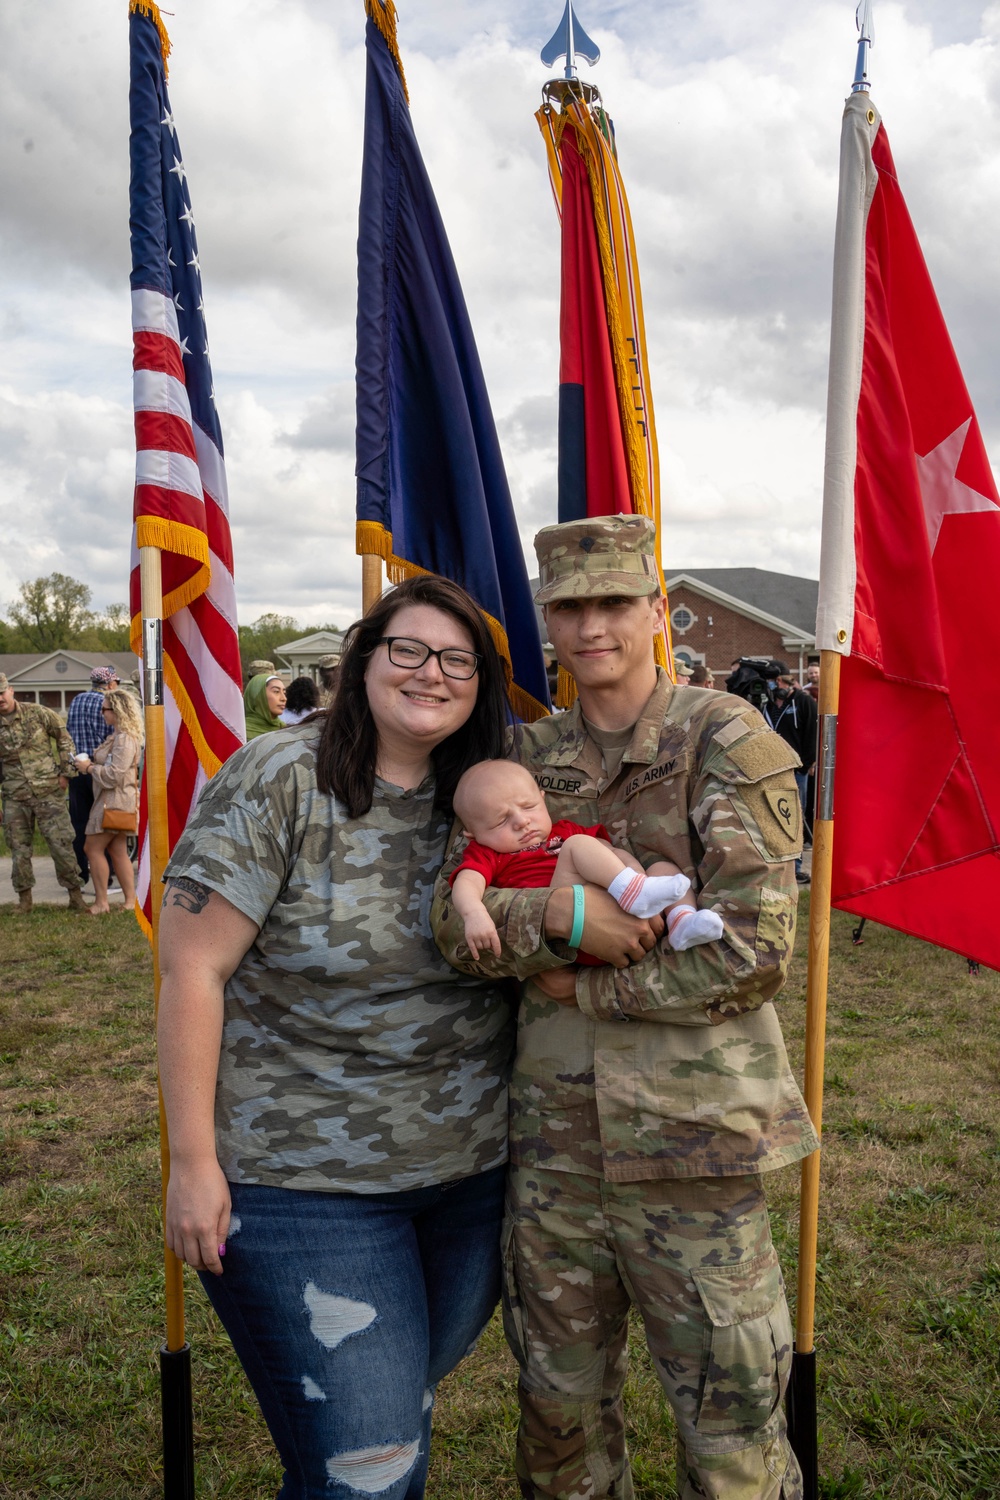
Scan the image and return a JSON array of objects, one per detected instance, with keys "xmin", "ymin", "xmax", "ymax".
[{"xmin": 453, "ymin": 760, "xmax": 552, "ymax": 851}]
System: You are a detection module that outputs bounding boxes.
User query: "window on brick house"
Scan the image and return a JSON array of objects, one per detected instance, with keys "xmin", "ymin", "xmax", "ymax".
[{"xmin": 671, "ymin": 605, "xmax": 694, "ymax": 634}]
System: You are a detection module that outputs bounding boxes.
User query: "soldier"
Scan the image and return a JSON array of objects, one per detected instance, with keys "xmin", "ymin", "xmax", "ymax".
[
  {"xmin": 433, "ymin": 515, "xmax": 817, "ymax": 1500},
  {"xmin": 317, "ymin": 652, "xmax": 340, "ymax": 708},
  {"xmin": 0, "ymin": 674, "xmax": 89, "ymax": 914},
  {"xmin": 245, "ymin": 657, "xmax": 276, "ymax": 686}
]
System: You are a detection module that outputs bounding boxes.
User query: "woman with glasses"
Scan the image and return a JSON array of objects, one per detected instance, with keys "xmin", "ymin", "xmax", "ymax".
[
  {"xmin": 156, "ymin": 575, "xmax": 511, "ymax": 1500},
  {"xmin": 75, "ymin": 688, "xmax": 144, "ymax": 914}
]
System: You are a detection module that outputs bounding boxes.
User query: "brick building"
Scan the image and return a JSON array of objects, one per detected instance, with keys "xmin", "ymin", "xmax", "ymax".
[{"xmin": 663, "ymin": 568, "xmax": 818, "ymax": 681}]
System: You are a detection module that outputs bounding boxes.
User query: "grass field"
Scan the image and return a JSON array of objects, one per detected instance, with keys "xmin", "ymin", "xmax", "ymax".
[{"xmin": 2, "ymin": 898, "xmax": 999, "ymax": 1498}]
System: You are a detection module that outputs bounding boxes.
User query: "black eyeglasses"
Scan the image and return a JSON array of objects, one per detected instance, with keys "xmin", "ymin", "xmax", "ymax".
[{"xmin": 375, "ymin": 637, "xmax": 481, "ymax": 681}]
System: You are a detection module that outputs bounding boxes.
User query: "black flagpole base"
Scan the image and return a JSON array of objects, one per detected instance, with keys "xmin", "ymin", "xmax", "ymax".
[
  {"xmin": 786, "ymin": 1346, "xmax": 818, "ymax": 1500},
  {"xmin": 160, "ymin": 1342, "xmax": 195, "ymax": 1500}
]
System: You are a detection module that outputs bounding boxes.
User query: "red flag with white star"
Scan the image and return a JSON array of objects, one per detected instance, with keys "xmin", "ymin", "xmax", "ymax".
[{"xmin": 817, "ymin": 93, "xmax": 1000, "ymax": 969}]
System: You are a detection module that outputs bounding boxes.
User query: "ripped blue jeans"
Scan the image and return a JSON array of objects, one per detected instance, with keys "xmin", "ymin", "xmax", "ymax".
[{"xmin": 199, "ymin": 1166, "xmax": 505, "ymax": 1499}]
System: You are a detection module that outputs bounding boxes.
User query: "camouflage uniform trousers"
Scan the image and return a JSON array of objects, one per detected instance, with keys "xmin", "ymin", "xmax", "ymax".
[
  {"xmin": 3, "ymin": 795, "xmax": 83, "ymax": 893},
  {"xmin": 503, "ymin": 1165, "xmax": 803, "ymax": 1500}
]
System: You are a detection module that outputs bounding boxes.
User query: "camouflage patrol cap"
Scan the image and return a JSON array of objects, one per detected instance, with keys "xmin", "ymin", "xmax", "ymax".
[
  {"xmin": 533, "ymin": 515, "xmax": 659, "ymax": 605},
  {"xmin": 317, "ymin": 654, "xmax": 339, "ymax": 669},
  {"xmin": 675, "ymin": 660, "xmax": 693, "ymax": 678},
  {"xmin": 0, "ymin": 673, "xmax": 9, "ymax": 692},
  {"xmin": 247, "ymin": 659, "xmax": 276, "ymax": 675}
]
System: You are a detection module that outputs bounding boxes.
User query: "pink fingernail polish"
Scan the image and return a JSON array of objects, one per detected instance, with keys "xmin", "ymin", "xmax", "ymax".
[{"xmin": 218, "ymin": 1243, "xmax": 226, "ymax": 1256}]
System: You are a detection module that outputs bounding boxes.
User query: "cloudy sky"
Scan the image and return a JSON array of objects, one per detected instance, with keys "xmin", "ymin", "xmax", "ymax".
[{"xmin": 2, "ymin": 0, "xmax": 998, "ymax": 630}]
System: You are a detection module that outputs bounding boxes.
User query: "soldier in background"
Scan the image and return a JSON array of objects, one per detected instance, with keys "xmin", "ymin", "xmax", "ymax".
[
  {"xmin": 246, "ymin": 658, "xmax": 276, "ymax": 686},
  {"xmin": 434, "ymin": 515, "xmax": 815, "ymax": 1500},
  {"xmin": 0, "ymin": 673, "xmax": 89, "ymax": 914},
  {"xmin": 317, "ymin": 652, "xmax": 340, "ymax": 708}
]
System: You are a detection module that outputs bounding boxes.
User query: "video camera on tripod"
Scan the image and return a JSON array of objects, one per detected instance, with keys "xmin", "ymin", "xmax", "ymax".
[{"xmin": 724, "ymin": 657, "xmax": 787, "ymax": 713}]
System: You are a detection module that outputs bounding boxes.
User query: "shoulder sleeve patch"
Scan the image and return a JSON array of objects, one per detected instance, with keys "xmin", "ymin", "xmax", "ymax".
[
  {"xmin": 723, "ymin": 730, "xmax": 801, "ymax": 783},
  {"xmin": 732, "ymin": 773, "xmax": 803, "ymax": 859}
]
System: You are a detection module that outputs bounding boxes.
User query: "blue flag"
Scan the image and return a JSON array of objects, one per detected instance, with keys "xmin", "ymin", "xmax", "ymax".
[{"xmin": 355, "ymin": 0, "xmax": 550, "ymax": 719}]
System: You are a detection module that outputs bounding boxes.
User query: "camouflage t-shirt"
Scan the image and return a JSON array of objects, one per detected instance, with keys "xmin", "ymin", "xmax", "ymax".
[{"xmin": 165, "ymin": 725, "xmax": 513, "ymax": 1193}]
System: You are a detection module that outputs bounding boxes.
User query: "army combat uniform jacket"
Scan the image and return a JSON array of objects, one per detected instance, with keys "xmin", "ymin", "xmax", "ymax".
[
  {"xmin": 0, "ymin": 702, "xmax": 78, "ymax": 801},
  {"xmin": 433, "ymin": 669, "xmax": 819, "ymax": 1182}
]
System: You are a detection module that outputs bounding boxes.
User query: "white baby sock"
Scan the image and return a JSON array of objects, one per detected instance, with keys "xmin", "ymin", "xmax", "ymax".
[
  {"xmin": 607, "ymin": 868, "xmax": 691, "ymax": 918},
  {"xmin": 667, "ymin": 905, "xmax": 725, "ymax": 951}
]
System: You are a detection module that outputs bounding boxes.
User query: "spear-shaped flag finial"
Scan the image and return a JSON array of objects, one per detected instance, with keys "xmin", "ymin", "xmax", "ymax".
[
  {"xmin": 852, "ymin": 0, "xmax": 874, "ymax": 92},
  {"xmin": 541, "ymin": 0, "xmax": 600, "ymax": 80}
]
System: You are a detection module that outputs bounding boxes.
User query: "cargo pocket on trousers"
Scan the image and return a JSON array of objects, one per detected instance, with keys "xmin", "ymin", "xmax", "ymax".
[
  {"xmin": 500, "ymin": 1212, "xmax": 528, "ymax": 1371},
  {"xmin": 690, "ymin": 1251, "xmax": 792, "ymax": 1450}
]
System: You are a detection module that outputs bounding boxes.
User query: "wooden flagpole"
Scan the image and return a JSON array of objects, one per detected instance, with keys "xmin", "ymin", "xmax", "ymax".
[
  {"xmin": 362, "ymin": 554, "xmax": 383, "ymax": 614},
  {"xmin": 788, "ymin": 14, "xmax": 874, "ymax": 1484},
  {"xmin": 787, "ymin": 647, "xmax": 841, "ymax": 1498},
  {"xmin": 139, "ymin": 546, "xmax": 196, "ymax": 1500}
]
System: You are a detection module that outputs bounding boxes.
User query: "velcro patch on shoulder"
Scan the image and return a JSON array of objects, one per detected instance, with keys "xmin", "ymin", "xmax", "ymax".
[
  {"xmin": 711, "ymin": 714, "xmax": 757, "ymax": 751},
  {"xmin": 724, "ymin": 731, "xmax": 800, "ymax": 783}
]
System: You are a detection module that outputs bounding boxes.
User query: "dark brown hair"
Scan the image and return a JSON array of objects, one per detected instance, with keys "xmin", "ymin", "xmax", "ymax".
[
  {"xmin": 285, "ymin": 675, "xmax": 320, "ymax": 715},
  {"xmin": 316, "ymin": 575, "xmax": 509, "ymax": 818}
]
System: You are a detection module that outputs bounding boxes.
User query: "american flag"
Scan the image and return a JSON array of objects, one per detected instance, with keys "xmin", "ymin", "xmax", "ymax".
[{"xmin": 128, "ymin": 1, "xmax": 244, "ymax": 935}]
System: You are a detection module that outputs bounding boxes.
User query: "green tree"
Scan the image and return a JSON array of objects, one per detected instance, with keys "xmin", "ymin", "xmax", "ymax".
[
  {"xmin": 7, "ymin": 573, "xmax": 94, "ymax": 651},
  {"xmin": 92, "ymin": 603, "xmax": 132, "ymax": 652},
  {"xmin": 238, "ymin": 613, "xmax": 301, "ymax": 675}
]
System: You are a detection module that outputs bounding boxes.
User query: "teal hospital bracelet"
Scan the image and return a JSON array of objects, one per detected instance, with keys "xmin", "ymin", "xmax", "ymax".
[{"xmin": 568, "ymin": 885, "xmax": 586, "ymax": 951}]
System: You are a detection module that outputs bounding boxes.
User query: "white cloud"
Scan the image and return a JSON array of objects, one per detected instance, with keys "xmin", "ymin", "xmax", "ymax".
[{"xmin": 4, "ymin": 0, "xmax": 1000, "ymax": 635}]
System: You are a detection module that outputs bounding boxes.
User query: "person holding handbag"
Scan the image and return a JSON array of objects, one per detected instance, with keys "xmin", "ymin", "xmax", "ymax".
[{"xmin": 76, "ymin": 688, "xmax": 143, "ymax": 914}]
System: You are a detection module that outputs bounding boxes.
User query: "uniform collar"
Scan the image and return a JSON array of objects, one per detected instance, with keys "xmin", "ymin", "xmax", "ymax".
[{"xmin": 541, "ymin": 667, "xmax": 674, "ymax": 771}]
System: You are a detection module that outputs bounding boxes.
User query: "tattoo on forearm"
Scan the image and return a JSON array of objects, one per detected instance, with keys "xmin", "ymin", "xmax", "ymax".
[{"xmin": 167, "ymin": 877, "xmax": 211, "ymax": 914}]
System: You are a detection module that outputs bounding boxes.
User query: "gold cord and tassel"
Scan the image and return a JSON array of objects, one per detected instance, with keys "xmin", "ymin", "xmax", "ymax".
[
  {"xmin": 363, "ymin": 0, "xmax": 409, "ymax": 102},
  {"xmin": 129, "ymin": 0, "xmax": 172, "ymax": 75}
]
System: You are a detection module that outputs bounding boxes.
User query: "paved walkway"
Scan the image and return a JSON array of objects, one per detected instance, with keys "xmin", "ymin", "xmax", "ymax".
[
  {"xmin": 0, "ymin": 855, "xmax": 68, "ymax": 905},
  {"xmin": 0, "ymin": 856, "xmax": 132, "ymax": 908}
]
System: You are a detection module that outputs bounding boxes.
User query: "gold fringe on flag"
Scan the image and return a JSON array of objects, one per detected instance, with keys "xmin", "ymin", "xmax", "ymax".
[
  {"xmin": 355, "ymin": 519, "xmax": 395, "ymax": 563},
  {"xmin": 129, "ymin": 517, "xmax": 211, "ymax": 658},
  {"xmin": 537, "ymin": 105, "xmax": 565, "ymax": 220},
  {"xmin": 129, "ymin": 0, "xmax": 172, "ymax": 76},
  {"xmin": 363, "ymin": 0, "xmax": 409, "ymax": 103},
  {"xmin": 356, "ymin": 521, "xmax": 549, "ymax": 721},
  {"xmin": 163, "ymin": 650, "xmax": 226, "ymax": 778},
  {"xmin": 556, "ymin": 666, "xmax": 577, "ymax": 710}
]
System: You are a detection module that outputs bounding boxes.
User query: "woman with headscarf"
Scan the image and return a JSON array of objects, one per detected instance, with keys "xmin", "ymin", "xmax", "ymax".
[{"xmin": 243, "ymin": 673, "xmax": 286, "ymax": 740}]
